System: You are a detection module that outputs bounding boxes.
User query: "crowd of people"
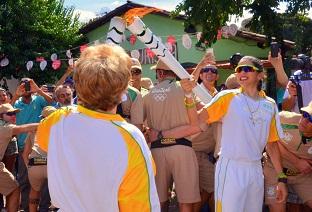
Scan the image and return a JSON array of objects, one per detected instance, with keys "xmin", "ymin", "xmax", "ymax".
[{"xmin": 0, "ymin": 43, "xmax": 311, "ymax": 212}]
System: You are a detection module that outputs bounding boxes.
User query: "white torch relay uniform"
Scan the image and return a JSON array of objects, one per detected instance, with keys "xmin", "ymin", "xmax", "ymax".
[
  {"xmin": 203, "ymin": 88, "xmax": 283, "ymax": 212},
  {"xmin": 36, "ymin": 105, "xmax": 160, "ymax": 212}
]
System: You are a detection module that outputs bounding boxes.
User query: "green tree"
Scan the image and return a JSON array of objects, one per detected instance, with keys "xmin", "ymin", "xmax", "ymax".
[
  {"xmin": 174, "ymin": 0, "xmax": 312, "ymax": 48},
  {"xmin": 0, "ymin": 0, "xmax": 85, "ymax": 85}
]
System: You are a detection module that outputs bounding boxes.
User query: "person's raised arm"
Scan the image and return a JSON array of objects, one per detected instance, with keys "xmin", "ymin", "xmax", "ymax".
[
  {"xmin": 11, "ymin": 83, "xmax": 25, "ymax": 105},
  {"xmin": 192, "ymin": 51, "xmax": 216, "ymax": 82},
  {"xmin": 268, "ymin": 52, "xmax": 289, "ymax": 88},
  {"xmin": 282, "ymin": 81, "xmax": 297, "ymax": 111},
  {"xmin": 30, "ymin": 79, "xmax": 53, "ymax": 104}
]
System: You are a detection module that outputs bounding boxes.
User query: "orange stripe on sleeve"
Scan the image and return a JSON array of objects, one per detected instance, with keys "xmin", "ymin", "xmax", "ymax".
[
  {"xmin": 206, "ymin": 92, "xmax": 236, "ymax": 124},
  {"xmin": 268, "ymin": 115, "xmax": 280, "ymax": 143},
  {"xmin": 36, "ymin": 108, "xmax": 71, "ymax": 151}
]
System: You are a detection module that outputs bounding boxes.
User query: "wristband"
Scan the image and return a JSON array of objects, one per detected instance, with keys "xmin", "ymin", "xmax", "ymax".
[
  {"xmin": 184, "ymin": 98, "xmax": 196, "ymax": 109},
  {"xmin": 277, "ymin": 172, "xmax": 288, "ymax": 184},
  {"xmin": 277, "ymin": 172, "xmax": 287, "ymax": 179}
]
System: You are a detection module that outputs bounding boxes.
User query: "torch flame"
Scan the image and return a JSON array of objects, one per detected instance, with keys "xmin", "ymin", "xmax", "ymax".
[{"xmin": 123, "ymin": 7, "xmax": 162, "ymax": 25}]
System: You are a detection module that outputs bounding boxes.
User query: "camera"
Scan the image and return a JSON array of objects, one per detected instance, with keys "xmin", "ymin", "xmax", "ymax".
[
  {"xmin": 288, "ymin": 54, "xmax": 312, "ymax": 81},
  {"xmin": 24, "ymin": 80, "xmax": 31, "ymax": 92},
  {"xmin": 229, "ymin": 53, "xmax": 244, "ymax": 68},
  {"xmin": 270, "ymin": 42, "xmax": 280, "ymax": 58}
]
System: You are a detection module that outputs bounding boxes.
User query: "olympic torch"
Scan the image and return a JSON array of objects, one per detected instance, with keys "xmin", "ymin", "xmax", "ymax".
[
  {"xmin": 126, "ymin": 16, "xmax": 212, "ymax": 103},
  {"xmin": 106, "ymin": 17, "xmax": 126, "ymax": 45}
]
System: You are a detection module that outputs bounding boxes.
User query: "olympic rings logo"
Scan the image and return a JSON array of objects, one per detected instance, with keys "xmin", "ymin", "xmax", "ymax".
[{"xmin": 153, "ymin": 93, "xmax": 167, "ymax": 102}]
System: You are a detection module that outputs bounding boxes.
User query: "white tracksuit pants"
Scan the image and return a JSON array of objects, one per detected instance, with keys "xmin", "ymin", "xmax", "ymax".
[{"xmin": 215, "ymin": 157, "xmax": 264, "ymax": 212}]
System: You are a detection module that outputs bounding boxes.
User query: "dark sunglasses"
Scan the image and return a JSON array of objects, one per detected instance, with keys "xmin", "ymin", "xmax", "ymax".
[
  {"xmin": 235, "ymin": 65, "xmax": 260, "ymax": 73},
  {"xmin": 201, "ymin": 67, "xmax": 218, "ymax": 74},
  {"xmin": 302, "ymin": 111, "xmax": 312, "ymax": 123},
  {"xmin": 5, "ymin": 112, "xmax": 17, "ymax": 116},
  {"xmin": 131, "ymin": 69, "xmax": 142, "ymax": 75}
]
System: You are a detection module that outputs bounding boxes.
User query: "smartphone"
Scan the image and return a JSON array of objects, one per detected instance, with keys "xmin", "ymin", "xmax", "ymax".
[
  {"xmin": 270, "ymin": 42, "xmax": 279, "ymax": 58},
  {"xmin": 24, "ymin": 81, "xmax": 31, "ymax": 92}
]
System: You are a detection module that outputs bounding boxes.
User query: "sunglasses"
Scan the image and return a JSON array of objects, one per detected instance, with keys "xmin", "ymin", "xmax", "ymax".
[
  {"xmin": 302, "ymin": 111, "xmax": 312, "ymax": 123},
  {"xmin": 131, "ymin": 69, "xmax": 142, "ymax": 75},
  {"xmin": 235, "ymin": 65, "xmax": 260, "ymax": 73},
  {"xmin": 4, "ymin": 112, "xmax": 17, "ymax": 116},
  {"xmin": 201, "ymin": 67, "xmax": 218, "ymax": 74}
]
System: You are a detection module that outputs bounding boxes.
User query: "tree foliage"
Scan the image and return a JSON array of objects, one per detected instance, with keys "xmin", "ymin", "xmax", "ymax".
[
  {"xmin": 0, "ymin": 0, "xmax": 85, "ymax": 85},
  {"xmin": 174, "ymin": 0, "xmax": 312, "ymax": 49}
]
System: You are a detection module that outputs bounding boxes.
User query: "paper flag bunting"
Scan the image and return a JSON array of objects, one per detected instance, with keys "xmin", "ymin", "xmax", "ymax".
[
  {"xmin": 129, "ymin": 34, "xmax": 137, "ymax": 45},
  {"xmin": 0, "ymin": 58, "xmax": 9, "ymax": 67},
  {"xmin": 80, "ymin": 44, "xmax": 88, "ymax": 53},
  {"xmin": 146, "ymin": 48, "xmax": 155, "ymax": 58},
  {"xmin": 52, "ymin": 60, "xmax": 61, "ymax": 70},
  {"xmin": 167, "ymin": 35, "xmax": 176, "ymax": 45},
  {"xmin": 221, "ymin": 26, "xmax": 229, "ymax": 38},
  {"xmin": 26, "ymin": 61, "xmax": 33, "ymax": 71},
  {"xmin": 182, "ymin": 34, "xmax": 192, "ymax": 49},
  {"xmin": 66, "ymin": 50, "xmax": 72, "ymax": 58},
  {"xmin": 196, "ymin": 32, "xmax": 202, "ymax": 41},
  {"xmin": 229, "ymin": 24, "xmax": 238, "ymax": 36},
  {"xmin": 130, "ymin": 50, "xmax": 140, "ymax": 59},
  {"xmin": 50, "ymin": 53, "xmax": 58, "ymax": 61},
  {"xmin": 68, "ymin": 58, "xmax": 74, "ymax": 66},
  {"xmin": 40, "ymin": 60, "xmax": 47, "ymax": 71},
  {"xmin": 217, "ymin": 30, "xmax": 222, "ymax": 40}
]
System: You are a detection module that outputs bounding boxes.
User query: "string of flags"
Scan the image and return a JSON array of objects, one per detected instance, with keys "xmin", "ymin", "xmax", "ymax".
[{"xmin": 0, "ymin": 23, "xmax": 238, "ymax": 71}]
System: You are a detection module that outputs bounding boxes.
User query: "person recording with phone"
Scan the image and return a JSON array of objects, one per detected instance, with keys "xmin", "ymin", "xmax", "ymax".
[
  {"xmin": 11, "ymin": 78, "xmax": 53, "ymax": 211},
  {"xmin": 282, "ymin": 54, "xmax": 312, "ymax": 113}
]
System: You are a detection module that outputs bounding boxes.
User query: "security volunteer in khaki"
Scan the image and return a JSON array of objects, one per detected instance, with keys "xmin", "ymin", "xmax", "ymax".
[
  {"xmin": 264, "ymin": 101, "xmax": 312, "ymax": 211},
  {"xmin": 0, "ymin": 103, "xmax": 38, "ymax": 212},
  {"xmin": 144, "ymin": 60, "xmax": 201, "ymax": 211}
]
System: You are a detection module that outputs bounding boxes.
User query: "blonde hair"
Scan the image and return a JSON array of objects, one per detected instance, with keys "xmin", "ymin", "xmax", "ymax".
[{"xmin": 74, "ymin": 44, "xmax": 131, "ymax": 111}]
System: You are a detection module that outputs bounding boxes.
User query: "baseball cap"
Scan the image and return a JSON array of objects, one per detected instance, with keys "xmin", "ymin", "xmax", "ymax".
[
  {"xmin": 301, "ymin": 101, "xmax": 312, "ymax": 115},
  {"xmin": 225, "ymin": 74, "xmax": 240, "ymax": 89},
  {"xmin": 150, "ymin": 60, "xmax": 171, "ymax": 71},
  {"xmin": 0, "ymin": 104, "xmax": 20, "ymax": 114},
  {"xmin": 40, "ymin": 106, "xmax": 57, "ymax": 118},
  {"xmin": 131, "ymin": 58, "xmax": 142, "ymax": 71}
]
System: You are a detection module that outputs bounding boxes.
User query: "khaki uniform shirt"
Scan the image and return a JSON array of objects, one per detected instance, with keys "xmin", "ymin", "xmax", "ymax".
[
  {"xmin": 143, "ymin": 78, "xmax": 190, "ymax": 133},
  {"xmin": 0, "ymin": 121, "xmax": 14, "ymax": 161},
  {"xmin": 192, "ymin": 85, "xmax": 218, "ymax": 153},
  {"xmin": 279, "ymin": 111, "xmax": 312, "ymax": 169}
]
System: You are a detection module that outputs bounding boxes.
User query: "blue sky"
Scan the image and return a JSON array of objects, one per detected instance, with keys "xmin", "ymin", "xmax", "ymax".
[
  {"xmin": 64, "ymin": 0, "xmax": 182, "ymax": 23},
  {"xmin": 64, "ymin": 0, "xmax": 312, "ymax": 25}
]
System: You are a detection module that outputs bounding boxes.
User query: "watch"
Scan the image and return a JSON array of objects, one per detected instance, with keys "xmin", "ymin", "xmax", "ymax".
[{"xmin": 157, "ymin": 131, "xmax": 164, "ymax": 140}]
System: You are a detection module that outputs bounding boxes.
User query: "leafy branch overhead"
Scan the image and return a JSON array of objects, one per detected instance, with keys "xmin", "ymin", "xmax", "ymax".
[
  {"xmin": 174, "ymin": 0, "xmax": 312, "ymax": 47},
  {"xmin": 0, "ymin": 0, "xmax": 86, "ymax": 84}
]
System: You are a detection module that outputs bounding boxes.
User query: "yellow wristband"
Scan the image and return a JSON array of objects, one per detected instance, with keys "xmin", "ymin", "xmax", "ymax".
[
  {"xmin": 184, "ymin": 98, "xmax": 196, "ymax": 109},
  {"xmin": 277, "ymin": 172, "xmax": 287, "ymax": 179}
]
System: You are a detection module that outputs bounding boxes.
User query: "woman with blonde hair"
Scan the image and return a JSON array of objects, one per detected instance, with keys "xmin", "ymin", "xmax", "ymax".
[{"xmin": 36, "ymin": 44, "xmax": 160, "ymax": 211}]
